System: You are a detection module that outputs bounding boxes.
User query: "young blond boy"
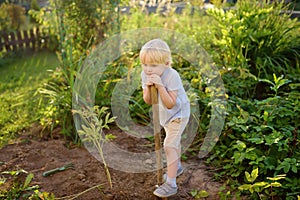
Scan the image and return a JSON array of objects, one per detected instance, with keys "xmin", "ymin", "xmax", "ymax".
[{"xmin": 140, "ymin": 38, "xmax": 190, "ymax": 198}]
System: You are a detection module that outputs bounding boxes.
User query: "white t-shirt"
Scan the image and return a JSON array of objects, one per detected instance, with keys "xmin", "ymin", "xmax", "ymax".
[{"xmin": 141, "ymin": 67, "xmax": 190, "ymax": 126}]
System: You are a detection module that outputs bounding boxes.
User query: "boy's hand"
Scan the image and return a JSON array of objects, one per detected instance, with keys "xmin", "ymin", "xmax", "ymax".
[{"xmin": 147, "ymin": 74, "xmax": 163, "ymax": 88}]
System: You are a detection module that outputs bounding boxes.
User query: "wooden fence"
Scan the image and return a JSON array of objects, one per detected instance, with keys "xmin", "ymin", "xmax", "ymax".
[{"xmin": 0, "ymin": 27, "xmax": 48, "ymax": 52}]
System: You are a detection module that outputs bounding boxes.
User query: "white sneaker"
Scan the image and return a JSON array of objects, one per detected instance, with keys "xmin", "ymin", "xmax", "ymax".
[{"xmin": 153, "ymin": 182, "xmax": 178, "ymax": 198}]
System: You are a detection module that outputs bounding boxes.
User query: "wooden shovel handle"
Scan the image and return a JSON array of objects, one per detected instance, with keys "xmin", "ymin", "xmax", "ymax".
[{"xmin": 150, "ymin": 86, "xmax": 163, "ymax": 186}]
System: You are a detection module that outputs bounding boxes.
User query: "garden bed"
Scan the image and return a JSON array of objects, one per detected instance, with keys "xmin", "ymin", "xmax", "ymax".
[{"xmin": 0, "ymin": 124, "xmax": 224, "ymax": 199}]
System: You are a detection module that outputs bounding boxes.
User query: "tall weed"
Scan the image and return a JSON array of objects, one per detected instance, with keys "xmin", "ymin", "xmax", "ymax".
[{"xmin": 33, "ymin": 0, "xmax": 120, "ymax": 143}]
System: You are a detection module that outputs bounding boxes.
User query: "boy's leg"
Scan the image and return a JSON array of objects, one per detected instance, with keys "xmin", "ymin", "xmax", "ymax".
[
  {"xmin": 176, "ymin": 144, "xmax": 182, "ymax": 169},
  {"xmin": 153, "ymin": 146, "xmax": 179, "ymax": 198},
  {"xmin": 153, "ymin": 118, "xmax": 188, "ymax": 198},
  {"xmin": 164, "ymin": 118, "xmax": 188, "ymax": 179},
  {"xmin": 165, "ymin": 146, "xmax": 179, "ymax": 186}
]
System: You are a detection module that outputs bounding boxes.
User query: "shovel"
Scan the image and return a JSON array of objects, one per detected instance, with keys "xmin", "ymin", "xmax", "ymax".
[{"xmin": 150, "ymin": 86, "xmax": 164, "ymax": 186}]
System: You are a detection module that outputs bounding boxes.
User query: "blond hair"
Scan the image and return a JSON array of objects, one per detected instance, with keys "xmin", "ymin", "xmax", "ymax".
[{"xmin": 140, "ymin": 39, "xmax": 172, "ymax": 65}]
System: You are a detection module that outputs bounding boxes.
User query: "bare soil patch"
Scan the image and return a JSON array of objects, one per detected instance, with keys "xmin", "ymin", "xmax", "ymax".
[{"xmin": 0, "ymin": 124, "xmax": 224, "ymax": 200}]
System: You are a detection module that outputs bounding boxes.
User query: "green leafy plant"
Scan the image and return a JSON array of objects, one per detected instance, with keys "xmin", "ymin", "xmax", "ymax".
[
  {"xmin": 0, "ymin": 169, "xmax": 55, "ymax": 200},
  {"xmin": 207, "ymin": 74, "xmax": 300, "ymax": 198},
  {"xmin": 37, "ymin": 68, "xmax": 74, "ymax": 140},
  {"xmin": 238, "ymin": 168, "xmax": 285, "ymax": 198},
  {"xmin": 276, "ymin": 158, "xmax": 299, "ymax": 174},
  {"xmin": 259, "ymin": 74, "xmax": 292, "ymax": 96},
  {"xmin": 73, "ymin": 106, "xmax": 115, "ymax": 188},
  {"xmin": 190, "ymin": 189, "xmax": 209, "ymax": 199}
]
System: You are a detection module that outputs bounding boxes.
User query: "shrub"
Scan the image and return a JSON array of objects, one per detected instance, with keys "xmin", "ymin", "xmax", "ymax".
[
  {"xmin": 207, "ymin": 0, "xmax": 300, "ymax": 98},
  {"xmin": 203, "ymin": 1, "xmax": 300, "ymax": 198},
  {"xmin": 0, "ymin": 3, "xmax": 26, "ymax": 31},
  {"xmin": 207, "ymin": 74, "xmax": 300, "ymax": 198}
]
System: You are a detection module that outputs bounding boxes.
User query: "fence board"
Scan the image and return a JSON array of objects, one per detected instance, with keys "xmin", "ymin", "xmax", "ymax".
[
  {"xmin": 23, "ymin": 30, "xmax": 30, "ymax": 49},
  {"xmin": 16, "ymin": 30, "xmax": 23, "ymax": 49},
  {"xmin": 10, "ymin": 32, "xmax": 17, "ymax": 51},
  {"xmin": 30, "ymin": 29, "xmax": 35, "ymax": 50},
  {"xmin": 1, "ymin": 32, "xmax": 11, "ymax": 51},
  {"xmin": 36, "ymin": 28, "xmax": 41, "ymax": 48}
]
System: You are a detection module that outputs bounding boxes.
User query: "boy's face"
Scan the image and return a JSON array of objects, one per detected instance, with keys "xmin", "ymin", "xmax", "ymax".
[{"xmin": 142, "ymin": 63, "xmax": 168, "ymax": 76}]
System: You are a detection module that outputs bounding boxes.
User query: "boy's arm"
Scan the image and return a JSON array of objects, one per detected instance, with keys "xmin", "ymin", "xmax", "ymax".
[
  {"xmin": 143, "ymin": 85, "xmax": 177, "ymax": 108},
  {"xmin": 157, "ymin": 86, "xmax": 177, "ymax": 109}
]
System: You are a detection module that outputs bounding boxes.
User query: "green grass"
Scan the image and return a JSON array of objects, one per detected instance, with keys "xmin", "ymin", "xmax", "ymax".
[{"xmin": 0, "ymin": 51, "xmax": 59, "ymax": 148}]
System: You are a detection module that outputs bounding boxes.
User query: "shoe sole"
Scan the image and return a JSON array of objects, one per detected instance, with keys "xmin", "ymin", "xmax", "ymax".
[{"xmin": 153, "ymin": 190, "xmax": 177, "ymax": 198}]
